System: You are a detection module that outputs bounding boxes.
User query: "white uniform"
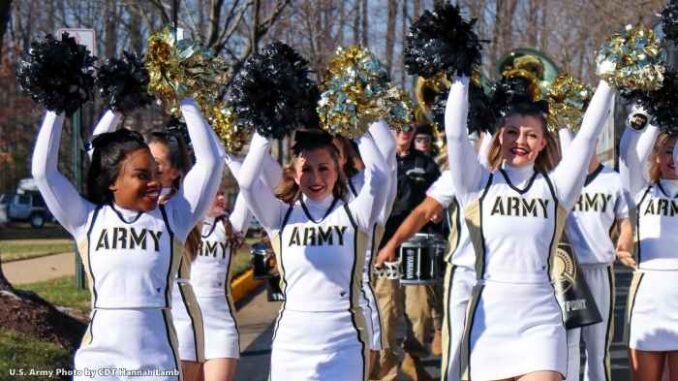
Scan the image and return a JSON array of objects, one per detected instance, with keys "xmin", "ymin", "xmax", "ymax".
[
  {"xmin": 237, "ymin": 131, "xmax": 387, "ymax": 381},
  {"xmin": 426, "ymin": 171, "xmax": 477, "ymax": 381},
  {"xmin": 460, "ymin": 168, "xmax": 568, "ymax": 381},
  {"xmin": 33, "ymin": 99, "xmax": 224, "ymax": 380},
  {"xmin": 626, "ymin": 180, "xmax": 678, "ymax": 351},
  {"xmin": 171, "ymin": 256, "xmax": 205, "ymax": 363},
  {"xmin": 564, "ymin": 164, "xmax": 628, "ymax": 381},
  {"xmin": 348, "ymin": 171, "xmax": 386, "ymax": 351},
  {"xmin": 75, "ymin": 204, "xmax": 183, "ymax": 379},
  {"xmin": 269, "ymin": 198, "xmax": 368, "ymax": 380},
  {"xmin": 191, "ymin": 216, "xmax": 240, "ymax": 360}
]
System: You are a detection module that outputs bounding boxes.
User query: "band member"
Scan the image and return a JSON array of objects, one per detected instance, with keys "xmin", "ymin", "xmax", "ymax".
[
  {"xmin": 441, "ymin": 75, "xmax": 613, "ymax": 381},
  {"xmin": 236, "ymin": 126, "xmax": 388, "ymax": 380},
  {"xmin": 374, "ymin": 125, "xmax": 441, "ymax": 381},
  {"xmin": 32, "ymin": 98, "xmax": 223, "ymax": 380},
  {"xmin": 377, "ymin": 131, "xmax": 492, "ymax": 381},
  {"xmin": 559, "ymin": 129, "xmax": 632, "ymax": 381},
  {"xmin": 619, "ymin": 109, "xmax": 678, "ymax": 381}
]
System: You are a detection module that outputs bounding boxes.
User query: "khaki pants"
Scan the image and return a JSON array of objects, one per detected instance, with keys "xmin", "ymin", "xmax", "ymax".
[{"xmin": 372, "ymin": 277, "xmax": 435, "ymax": 381}]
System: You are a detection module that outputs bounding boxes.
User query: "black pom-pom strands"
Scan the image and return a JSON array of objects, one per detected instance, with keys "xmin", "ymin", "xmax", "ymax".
[
  {"xmin": 404, "ymin": 2, "xmax": 482, "ymax": 78},
  {"xmin": 17, "ymin": 33, "xmax": 96, "ymax": 115},
  {"xmin": 96, "ymin": 52, "xmax": 153, "ymax": 113},
  {"xmin": 228, "ymin": 42, "xmax": 320, "ymax": 140}
]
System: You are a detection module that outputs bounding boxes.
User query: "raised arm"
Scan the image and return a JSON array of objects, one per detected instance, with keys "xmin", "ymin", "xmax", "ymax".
[
  {"xmin": 87, "ymin": 110, "xmax": 123, "ymax": 160},
  {"xmin": 238, "ymin": 133, "xmax": 285, "ymax": 231},
  {"xmin": 32, "ymin": 112, "xmax": 92, "ymax": 237},
  {"xmin": 169, "ymin": 98, "xmax": 225, "ymax": 239},
  {"xmin": 477, "ymin": 131, "xmax": 493, "ymax": 169},
  {"xmin": 619, "ymin": 124, "xmax": 657, "ymax": 196},
  {"xmin": 348, "ymin": 132, "xmax": 388, "ymax": 231},
  {"xmin": 368, "ymin": 120, "xmax": 397, "ymax": 224},
  {"xmin": 228, "ymin": 193, "xmax": 252, "ymax": 235},
  {"xmin": 444, "ymin": 76, "xmax": 487, "ymax": 197},
  {"xmin": 551, "ymin": 81, "xmax": 614, "ymax": 209},
  {"xmin": 558, "ymin": 128, "xmax": 573, "ymax": 153}
]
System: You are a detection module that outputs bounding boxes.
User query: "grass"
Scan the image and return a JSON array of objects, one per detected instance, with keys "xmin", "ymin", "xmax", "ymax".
[
  {"xmin": 19, "ymin": 276, "xmax": 91, "ymax": 314},
  {"xmin": 0, "ymin": 239, "xmax": 73, "ymax": 262},
  {"xmin": 0, "ymin": 329, "xmax": 72, "ymax": 381}
]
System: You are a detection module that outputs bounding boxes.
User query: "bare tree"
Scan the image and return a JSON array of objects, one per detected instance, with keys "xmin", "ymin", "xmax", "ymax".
[
  {"xmin": 384, "ymin": 0, "xmax": 398, "ymax": 74},
  {"xmin": 0, "ymin": 0, "xmax": 11, "ymax": 57}
]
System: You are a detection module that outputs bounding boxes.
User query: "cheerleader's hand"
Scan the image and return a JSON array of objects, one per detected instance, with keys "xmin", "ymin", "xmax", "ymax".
[
  {"xmin": 375, "ymin": 245, "xmax": 397, "ymax": 268},
  {"xmin": 626, "ymin": 104, "xmax": 651, "ymax": 131},
  {"xmin": 430, "ymin": 211, "xmax": 443, "ymax": 224},
  {"xmin": 616, "ymin": 249, "xmax": 637, "ymax": 269}
]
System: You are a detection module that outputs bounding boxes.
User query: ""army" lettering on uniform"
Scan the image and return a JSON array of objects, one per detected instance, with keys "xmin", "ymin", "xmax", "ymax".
[
  {"xmin": 95, "ymin": 227, "xmax": 163, "ymax": 251},
  {"xmin": 288, "ymin": 225, "xmax": 348, "ymax": 246},
  {"xmin": 490, "ymin": 196, "xmax": 549, "ymax": 218},
  {"xmin": 643, "ymin": 198, "xmax": 678, "ymax": 217},
  {"xmin": 574, "ymin": 192, "xmax": 613, "ymax": 213},
  {"xmin": 199, "ymin": 241, "xmax": 229, "ymax": 258}
]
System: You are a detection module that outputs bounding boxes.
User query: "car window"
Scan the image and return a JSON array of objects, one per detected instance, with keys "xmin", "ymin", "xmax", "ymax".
[
  {"xmin": 18, "ymin": 195, "xmax": 30, "ymax": 205},
  {"xmin": 33, "ymin": 195, "xmax": 46, "ymax": 207}
]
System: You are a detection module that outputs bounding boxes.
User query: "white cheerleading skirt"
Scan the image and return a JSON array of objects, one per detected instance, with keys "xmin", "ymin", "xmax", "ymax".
[
  {"xmin": 462, "ymin": 280, "xmax": 566, "ymax": 381},
  {"xmin": 270, "ymin": 309, "xmax": 368, "ymax": 381},
  {"xmin": 359, "ymin": 281, "xmax": 384, "ymax": 351},
  {"xmin": 194, "ymin": 290, "xmax": 240, "ymax": 360},
  {"xmin": 74, "ymin": 308, "xmax": 181, "ymax": 381},
  {"xmin": 171, "ymin": 282, "xmax": 204, "ymax": 362},
  {"xmin": 627, "ymin": 269, "xmax": 678, "ymax": 351},
  {"xmin": 441, "ymin": 265, "xmax": 476, "ymax": 381}
]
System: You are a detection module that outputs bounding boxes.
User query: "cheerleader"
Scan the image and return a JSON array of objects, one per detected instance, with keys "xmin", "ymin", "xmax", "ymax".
[
  {"xmin": 237, "ymin": 125, "xmax": 388, "ymax": 380},
  {"xmin": 190, "ymin": 189, "xmax": 249, "ymax": 381},
  {"xmin": 619, "ymin": 109, "xmax": 678, "ymax": 381},
  {"xmin": 443, "ymin": 76, "xmax": 614, "ymax": 381},
  {"xmin": 31, "ymin": 98, "xmax": 223, "ymax": 380},
  {"xmin": 558, "ymin": 129, "xmax": 632, "ymax": 381},
  {"xmin": 89, "ymin": 112, "xmax": 206, "ymax": 380},
  {"xmin": 375, "ymin": 131, "xmax": 493, "ymax": 381}
]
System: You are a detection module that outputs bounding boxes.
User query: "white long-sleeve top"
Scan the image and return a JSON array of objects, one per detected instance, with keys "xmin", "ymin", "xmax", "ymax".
[{"xmin": 444, "ymin": 77, "xmax": 614, "ymax": 282}]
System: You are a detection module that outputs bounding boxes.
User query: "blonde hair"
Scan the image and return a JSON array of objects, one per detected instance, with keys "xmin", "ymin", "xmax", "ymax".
[
  {"xmin": 648, "ymin": 131, "xmax": 677, "ymax": 182},
  {"xmin": 275, "ymin": 147, "xmax": 349, "ymax": 204},
  {"xmin": 487, "ymin": 113, "xmax": 559, "ymax": 173}
]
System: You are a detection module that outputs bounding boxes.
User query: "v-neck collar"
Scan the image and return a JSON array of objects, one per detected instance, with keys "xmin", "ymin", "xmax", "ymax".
[{"xmin": 300, "ymin": 197, "xmax": 339, "ymax": 224}]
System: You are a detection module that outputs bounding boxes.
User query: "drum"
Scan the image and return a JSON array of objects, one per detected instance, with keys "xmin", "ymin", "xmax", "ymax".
[
  {"xmin": 399, "ymin": 233, "xmax": 446, "ymax": 285},
  {"xmin": 250, "ymin": 242, "xmax": 276, "ymax": 279},
  {"xmin": 551, "ymin": 240, "xmax": 602, "ymax": 329}
]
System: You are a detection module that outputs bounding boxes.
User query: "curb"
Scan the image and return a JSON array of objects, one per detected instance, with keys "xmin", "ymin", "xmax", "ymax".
[{"xmin": 231, "ymin": 268, "xmax": 263, "ymax": 303}]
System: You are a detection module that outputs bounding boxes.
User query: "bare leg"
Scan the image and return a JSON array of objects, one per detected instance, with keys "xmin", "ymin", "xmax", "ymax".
[
  {"xmin": 203, "ymin": 358, "xmax": 238, "ymax": 381},
  {"xmin": 181, "ymin": 360, "xmax": 202, "ymax": 381},
  {"xmin": 629, "ymin": 349, "xmax": 665, "ymax": 381}
]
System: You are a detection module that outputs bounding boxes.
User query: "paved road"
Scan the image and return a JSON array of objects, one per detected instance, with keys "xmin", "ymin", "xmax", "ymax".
[{"xmin": 236, "ymin": 265, "xmax": 636, "ymax": 381}]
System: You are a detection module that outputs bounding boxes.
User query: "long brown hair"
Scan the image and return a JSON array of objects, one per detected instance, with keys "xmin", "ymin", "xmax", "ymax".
[
  {"xmin": 275, "ymin": 142, "xmax": 349, "ymax": 204},
  {"xmin": 487, "ymin": 104, "xmax": 559, "ymax": 173},
  {"xmin": 648, "ymin": 131, "xmax": 677, "ymax": 182}
]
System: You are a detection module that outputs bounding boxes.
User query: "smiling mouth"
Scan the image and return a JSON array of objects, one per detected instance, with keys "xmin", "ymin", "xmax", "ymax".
[
  {"xmin": 308, "ymin": 185, "xmax": 324, "ymax": 192},
  {"xmin": 510, "ymin": 147, "xmax": 530, "ymax": 156},
  {"xmin": 143, "ymin": 189, "xmax": 160, "ymax": 201}
]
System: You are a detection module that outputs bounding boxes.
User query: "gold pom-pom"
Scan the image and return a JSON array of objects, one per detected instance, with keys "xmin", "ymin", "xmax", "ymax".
[
  {"xmin": 596, "ymin": 24, "xmax": 665, "ymax": 92},
  {"xmin": 318, "ymin": 46, "xmax": 412, "ymax": 138},
  {"xmin": 145, "ymin": 27, "xmax": 230, "ymax": 116},
  {"xmin": 205, "ymin": 106, "xmax": 251, "ymax": 153},
  {"xmin": 546, "ymin": 73, "xmax": 593, "ymax": 134}
]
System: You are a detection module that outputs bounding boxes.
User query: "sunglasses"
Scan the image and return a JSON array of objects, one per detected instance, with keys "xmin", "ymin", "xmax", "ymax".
[{"xmin": 414, "ymin": 135, "xmax": 432, "ymax": 143}]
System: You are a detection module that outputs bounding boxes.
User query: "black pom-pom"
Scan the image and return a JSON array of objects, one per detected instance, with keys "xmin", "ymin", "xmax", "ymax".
[
  {"xmin": 16, "ymin": 33, "xmax": 96, "ymax": 114},
  {"xmin": 431, "ymin": 82, "xmax": 495, "ymax": 134},
  {"xmin": 663, "ymin": 0, "xmax": 678, "ymax": 43},
  {"xmin": 635, "ymin": 70, "xmax": 678, "ymax": 133},
  {"xmin": 228, "ymin": 42, "xmax": 320, "ymax": 139},
  {"xmin": 490, "ymin": 77, "xmax": 548, "ymax": 119},
  {"xmin": 96, "ymin": 51, "xmax": 153, "ymax": 113},
  {"xmin": 404, "ymin": 2, "xmax": 482, "ymax": 78}
]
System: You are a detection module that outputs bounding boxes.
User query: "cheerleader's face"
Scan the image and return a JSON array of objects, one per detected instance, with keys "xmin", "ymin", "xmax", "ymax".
[
  {"xmin": 149, "ymin": 142, "xmax": 181, "ymax": 188},
  {"xmin": 208, "ymin": 191, "xmax": 226, "ymax": 217},
  {"xmin": 109, "ymin": 148, "xmax": 160, "ymax": 212},
  {"xmin": 294, "ymin": 148, "xmax": 339, "ymax": 201},
  {"xmin": 656, "ymin": 136, "xmax": 678, "ymax": 180},
  {"xmin": 499, "ymin": 115, "xmax": 547, "ymax": 167}
]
